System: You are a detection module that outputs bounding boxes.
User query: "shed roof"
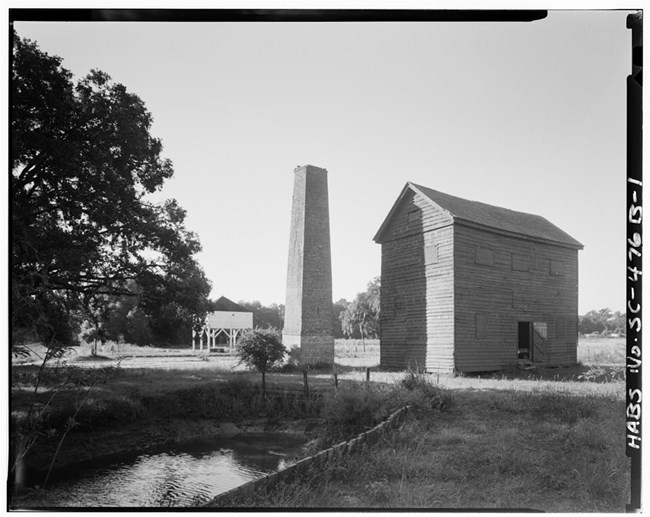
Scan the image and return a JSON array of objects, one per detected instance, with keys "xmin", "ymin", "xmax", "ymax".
[
  {"xmin": 374, "ymin": 182, "xmax": 583, "ymax": 249},
  {"xmin": 212, "ymin": 296, "xmax": 250, "ymax": 313}
]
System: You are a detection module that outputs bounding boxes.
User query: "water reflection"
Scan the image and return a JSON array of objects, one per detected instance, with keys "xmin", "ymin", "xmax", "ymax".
[{"xmin": 21, "ymin": 433, "xmax": 305, "ymax": 508}]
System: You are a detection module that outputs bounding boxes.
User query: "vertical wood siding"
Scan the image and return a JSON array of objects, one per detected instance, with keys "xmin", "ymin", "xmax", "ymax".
[{"xmin": 453, "ymin": 224, "xmax": 579, "ymax": 372}]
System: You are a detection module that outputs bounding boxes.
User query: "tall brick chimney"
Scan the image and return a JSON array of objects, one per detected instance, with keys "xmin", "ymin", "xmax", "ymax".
[{"xmin": 282, "ymin": 164, "xmax": 335, "ymax": 365}]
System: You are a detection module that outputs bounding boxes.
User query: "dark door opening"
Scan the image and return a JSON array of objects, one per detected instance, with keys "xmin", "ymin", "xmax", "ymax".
[{"xmin": 518, "ymin": 322, "xmax": 532, "ymax": 360}]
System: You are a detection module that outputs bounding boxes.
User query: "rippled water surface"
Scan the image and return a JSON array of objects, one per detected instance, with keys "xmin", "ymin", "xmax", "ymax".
[{"xmin": 23, "ymin": 433, "xmax": 306, "ymax": 508}]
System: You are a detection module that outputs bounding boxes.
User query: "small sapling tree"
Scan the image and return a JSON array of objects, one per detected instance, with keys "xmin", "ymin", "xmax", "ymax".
[{"xmin": 236, "ymin": 328, "xmax": 286, "ymax": 396}]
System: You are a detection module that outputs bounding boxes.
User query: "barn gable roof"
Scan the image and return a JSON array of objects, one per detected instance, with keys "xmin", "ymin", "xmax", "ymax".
[
  {"xmin": 374, "ymin": 182, "xmax": 583, "ymax": 249},
  {"xmin": 212, "ymin": 296, "xmax": 250, "ymax": 313}
]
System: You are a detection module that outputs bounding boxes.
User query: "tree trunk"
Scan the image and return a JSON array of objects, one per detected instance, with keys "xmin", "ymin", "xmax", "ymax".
[{"xmin": 262, "ymin": 370, "xmax": 266, "ymax": 398}]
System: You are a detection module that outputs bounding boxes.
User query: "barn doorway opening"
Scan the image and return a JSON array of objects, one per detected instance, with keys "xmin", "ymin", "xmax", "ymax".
[{"xmin": 518, "ymin": 322, "xmax": 532, "ymax": 360}]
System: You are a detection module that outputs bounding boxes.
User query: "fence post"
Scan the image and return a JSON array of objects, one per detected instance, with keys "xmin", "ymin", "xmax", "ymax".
[
  {"xmin": 333, "ymin": 371, "xmax": 338, "ymax": 388},
  {"xmin": 366, "ymin": 367, "xmax": 371, "ymax": 382},
  {"xmin": 303, "ymin": 369, "xmax": 309, "ymax": 398}
]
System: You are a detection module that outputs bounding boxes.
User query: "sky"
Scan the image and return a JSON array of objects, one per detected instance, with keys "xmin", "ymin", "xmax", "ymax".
[{"xmin": 13, "ymin": 9, "xmax": 634, "ymax": 314}]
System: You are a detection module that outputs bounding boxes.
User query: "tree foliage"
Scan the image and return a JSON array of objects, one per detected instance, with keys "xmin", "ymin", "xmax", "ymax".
[
  {"xmin": 236, "ymin": 301, "xmax": 284, "ymax": 331},
  {"xmin": 236, "ymin": 328, "xmax": 286, "ymax": 394},
  {"xmin": 80, "ymin": 293, "xmax": 114, "ymax": 355},
  {"xmin": 578, "ymin": 308, "xmax": 625, "ymax": 336},
  {"xmin": 235, "ymin": 298, "xmax": 347, "ymax": 338},
  {"xmin": 340, "ymin": 277, "xmax": 380, "ymax": 340},
  {"xmin": 332, "ymin": 298, "xmax": 349, "ymax": 339},
  {"xmin": 11, "ymin": 31, "xmax": 211, "ymax": 349}
]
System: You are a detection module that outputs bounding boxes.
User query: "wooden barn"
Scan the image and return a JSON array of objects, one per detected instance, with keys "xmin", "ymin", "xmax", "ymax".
[{"xmin": 373, "ymin": 182, "xmax": 583, "ymax": 373}]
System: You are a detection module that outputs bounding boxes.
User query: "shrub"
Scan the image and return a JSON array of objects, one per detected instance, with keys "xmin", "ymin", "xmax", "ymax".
[
  {"xmin": 397, "ymin": 369, "xmax": 452, "ymax": 412},
  {"xmin": 399, "ymin": 368, "xmax": 429, "ymax": 391},
  {"xmin": 236, "ymin": 328, "xmax": 286, "ymax": 395}
]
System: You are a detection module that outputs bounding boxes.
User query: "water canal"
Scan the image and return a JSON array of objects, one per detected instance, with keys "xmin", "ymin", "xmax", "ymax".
[{"xmin": 18, "ymin": 432, "xmax": 307, "ymax": 508}]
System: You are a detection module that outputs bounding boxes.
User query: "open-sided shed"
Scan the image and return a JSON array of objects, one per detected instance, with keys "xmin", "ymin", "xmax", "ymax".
[
  {"xmin": 374, "ymin": 182, "xmax": 583, "ymax": 373},
  {"xmin": 192, "ymin": 296, "xmax": 253, "ymax": 353}
]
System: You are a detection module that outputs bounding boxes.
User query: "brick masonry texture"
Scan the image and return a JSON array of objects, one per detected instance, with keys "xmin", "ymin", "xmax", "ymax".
[{"xmin": 282, "ymin": 165, "xmax": 335, "ymax": 365}]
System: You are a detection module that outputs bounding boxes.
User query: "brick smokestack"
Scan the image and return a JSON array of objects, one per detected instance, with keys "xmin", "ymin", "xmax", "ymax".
[{"xmin": 282, "ymin": 164, "xmax": 335, "ymax": 365}]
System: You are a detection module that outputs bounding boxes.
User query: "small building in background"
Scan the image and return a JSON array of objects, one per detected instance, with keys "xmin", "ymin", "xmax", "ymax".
[
  {"xmin": 193, "ymin": 296, "xmax": 253, "ymax": 353},
  {"xmin": 374, "ymin": 182, "xmax": 583, "ymax": 373}
]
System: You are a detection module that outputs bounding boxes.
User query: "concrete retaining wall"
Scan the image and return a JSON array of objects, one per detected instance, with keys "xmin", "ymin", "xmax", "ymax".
[{"xmin": 204, "ymin": 405, "xmax": 410, "ymax": 507}]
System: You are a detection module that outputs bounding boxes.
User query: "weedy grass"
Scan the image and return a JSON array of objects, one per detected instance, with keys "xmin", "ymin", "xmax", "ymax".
[
  {"xmin": 11, "ymin": 370, "xmax": 326, "ymax": 437},
  {"xmin": 334, "ymin": 339, "xmax": 380, "ymax": 358},
  {"xmin": 317, "ymin": 373, "xmax": 450, "ymax": 444},
  {"xmin": 228, "ymin": 388, "xmax": 628, "ymax": 512},
  {"xmin": 577, "ymin": 337, "xmax": 625, "ymax": 365}
]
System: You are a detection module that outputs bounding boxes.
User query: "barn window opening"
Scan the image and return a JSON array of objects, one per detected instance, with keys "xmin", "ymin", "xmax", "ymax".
[
  {"xmin": 476, "ymin": 313, "xmax": 488, "ymax": 339},
  {"xmin": 476, "ymin": 247, "xmax": 494, "ymax": 266},
  {"xmin": 425, "ymin": 244, "xmax": 439, "ymax": 264},
  {"xmin": 550, "ymin": 260, "xmax": 564, "ymax": 276},
  {"xmin": 556, "ymin": 316, "xmax": 566, "ymax": 339}
]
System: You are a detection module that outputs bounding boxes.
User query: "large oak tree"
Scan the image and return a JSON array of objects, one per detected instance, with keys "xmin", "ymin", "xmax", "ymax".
[{"xmin": 11, "ymin": 31, "xmax": 211, "ymax": 348}]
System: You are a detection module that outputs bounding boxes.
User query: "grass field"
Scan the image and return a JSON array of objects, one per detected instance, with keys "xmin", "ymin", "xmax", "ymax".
[
  {"xmin": 11, "ymin": 336, "xmax": 629, "ymax": 510},
  {"xmin": 14, "ymin": 336, "xmax": 624, "ymax": 368},
  {"xmin": 333, "ymin": 337, "xmax": 626, "ymax": 366},
  {"xmin": 577, "ymin": 337, "xmax": 625, "ymax": 365},
  {"xmin": 234, "ymin": 388, "xmax": 627, "ymax": 511}
]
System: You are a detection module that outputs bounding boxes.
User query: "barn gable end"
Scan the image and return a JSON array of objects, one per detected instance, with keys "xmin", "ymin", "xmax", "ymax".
[
  {"xmin": 375, "ymin": 186, "xmax": 455, "ymax": 371},
  {"xmin": 374, "ymin": 184, "xmax": 453, "ymax": 243}
]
